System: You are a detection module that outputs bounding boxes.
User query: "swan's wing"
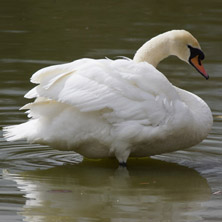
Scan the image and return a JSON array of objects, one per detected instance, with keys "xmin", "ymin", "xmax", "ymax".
[{"xmin": 24, "ymin": 58, "xmax": 181, "ymax": 127}]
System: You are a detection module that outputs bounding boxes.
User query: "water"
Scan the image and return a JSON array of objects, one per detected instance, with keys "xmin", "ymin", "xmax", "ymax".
[{"xmin": 0, "ymin": 0, "xmax": 222, "ymax": 221}]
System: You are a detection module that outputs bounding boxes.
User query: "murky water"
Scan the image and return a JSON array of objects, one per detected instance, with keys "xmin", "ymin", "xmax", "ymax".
[{"xmin": 0, "ymin": 0, "xmax": 222, "ymax": 221}]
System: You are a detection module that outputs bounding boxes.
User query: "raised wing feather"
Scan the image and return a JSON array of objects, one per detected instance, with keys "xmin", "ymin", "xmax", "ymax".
[{"xmin": 24, "ymin": 58, "xmax": 180, "ymax": 127}]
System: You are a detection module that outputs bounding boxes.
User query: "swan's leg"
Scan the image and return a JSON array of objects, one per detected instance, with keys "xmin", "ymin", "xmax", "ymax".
[
  {"xmin": 114, "ymin": 146, "xmax": 130, "ymax": 168},
  {"xmin": 119, "ymin": 161, "xmax": 127, "ymax": 167}
]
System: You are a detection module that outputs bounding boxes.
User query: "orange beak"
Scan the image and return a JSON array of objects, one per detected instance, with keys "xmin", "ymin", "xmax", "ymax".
[{"xmin": 190, "ymin": 55, "xmax": 209, "ymax": 79}]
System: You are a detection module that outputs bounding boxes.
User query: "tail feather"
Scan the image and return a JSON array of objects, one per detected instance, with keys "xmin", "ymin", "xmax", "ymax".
[{"xmin": 3, "ymin": 120, "xmax": 38, "ymax": 142}]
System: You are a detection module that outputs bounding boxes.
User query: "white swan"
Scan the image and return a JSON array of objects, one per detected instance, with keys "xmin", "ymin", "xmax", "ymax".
[{"xmin": 3, "ymin": 30, "xmax": 213, "ymax": 165}]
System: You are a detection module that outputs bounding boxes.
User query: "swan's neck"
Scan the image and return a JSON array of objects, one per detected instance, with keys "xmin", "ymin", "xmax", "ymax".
[{"xmin": 133, "ymin": 32, "xmax": 173, "ymax": 67}]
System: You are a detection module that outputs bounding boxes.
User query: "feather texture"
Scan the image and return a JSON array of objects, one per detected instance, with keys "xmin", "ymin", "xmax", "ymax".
[{"xmin": 3, "ymin": 30, "xmax": 213, "ymax": 163}]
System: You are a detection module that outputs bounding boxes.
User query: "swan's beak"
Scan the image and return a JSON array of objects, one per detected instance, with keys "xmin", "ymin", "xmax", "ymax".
[{"xmin": 190, "ymin": 55, "xmax": 209, "ymax": 80}]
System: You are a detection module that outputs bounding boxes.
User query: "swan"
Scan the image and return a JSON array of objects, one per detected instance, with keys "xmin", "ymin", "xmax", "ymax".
[{"xmin": 3, "ymin": 30, "xmax": 213, "ymax": 166}]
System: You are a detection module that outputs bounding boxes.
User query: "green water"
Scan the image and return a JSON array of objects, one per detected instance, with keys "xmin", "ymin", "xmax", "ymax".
[{"xmin": 0, "ymin": 0, "xmax": 222, "ymax": 221}]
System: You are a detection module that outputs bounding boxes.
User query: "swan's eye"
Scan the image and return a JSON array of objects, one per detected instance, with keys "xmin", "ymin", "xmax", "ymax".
[{"xmin": 188, "ymin": 45, "xmax": 205, "ymax": 61}]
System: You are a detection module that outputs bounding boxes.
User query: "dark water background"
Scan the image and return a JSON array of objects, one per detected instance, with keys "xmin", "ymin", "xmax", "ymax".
[{"xmin": 0, "ymin": 0, "xmax": 222, "ymax": 221}]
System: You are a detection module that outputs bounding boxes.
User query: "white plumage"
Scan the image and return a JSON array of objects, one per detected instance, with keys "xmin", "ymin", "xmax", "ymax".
[{"xmin": 3, "ymin": 30, "xmax": 213, "ymax": 164}]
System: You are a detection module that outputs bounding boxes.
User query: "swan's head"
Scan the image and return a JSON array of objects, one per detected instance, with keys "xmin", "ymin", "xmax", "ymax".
[
  {"xmin": 170, "ymin": 30, "xmax": 209, "ymax": 79},
  {"xmin": 134, "ymin": 30, "xmax": 209, "ymax": 79}
]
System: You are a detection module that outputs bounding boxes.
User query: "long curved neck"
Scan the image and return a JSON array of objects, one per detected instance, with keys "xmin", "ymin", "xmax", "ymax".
[{"xmin": 133, "ymin": 32, "xmax": 173, "ymax": 67}]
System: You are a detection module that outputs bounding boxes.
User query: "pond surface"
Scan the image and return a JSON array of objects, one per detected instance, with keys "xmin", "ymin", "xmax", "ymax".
[{"xmin": 0, "ymin": 0, "xmax": 222, "ymax": 221}]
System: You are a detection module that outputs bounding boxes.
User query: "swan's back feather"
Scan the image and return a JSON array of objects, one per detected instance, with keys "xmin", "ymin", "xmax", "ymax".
[{"xmin": 27, "ymin": 59, "xmax": 180, "ymax": 125}]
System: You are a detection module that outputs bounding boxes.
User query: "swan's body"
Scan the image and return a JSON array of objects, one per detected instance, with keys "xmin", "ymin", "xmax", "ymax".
[{"xmin": 3, "ymin": 30, "xmax": 213, "ymax": 164}]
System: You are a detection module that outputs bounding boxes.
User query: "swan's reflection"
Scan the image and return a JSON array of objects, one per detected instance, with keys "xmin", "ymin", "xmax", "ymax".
[{"xmin": 6, "ymin": 158, "xmax": 210, "ymax": 222}]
